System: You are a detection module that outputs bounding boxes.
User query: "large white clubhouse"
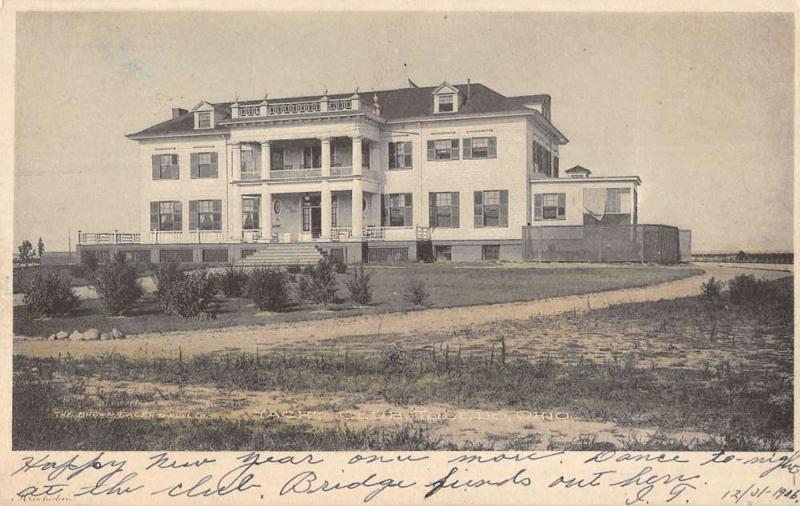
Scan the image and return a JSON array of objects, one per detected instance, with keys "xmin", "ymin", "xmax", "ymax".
[{"xmin": 78, "ymin": 80, "xmax": 686, "ymax": 264}]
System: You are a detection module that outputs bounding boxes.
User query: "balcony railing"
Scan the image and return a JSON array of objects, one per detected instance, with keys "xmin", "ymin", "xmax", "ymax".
[
  {"xmin": 240, "ymin": 170, "xmax": 262, "ymax": 180},
  {"xmin": 362, "ymin": 226, "xmax": 431, "ymax": 241},
  {"xmin": 241, "ymin": 229, "xmax": 262, "ymax": 242},
  {"xmin": 330, "ymin": 166, "xmax": 353, "ymax": 177},
  {"xmin": 78, "ymin": 231, "xmax": 142, "ymax": 245},
  {"xmin": 271, "ymin": 168, "xmax": 322, "ymax": 179}
]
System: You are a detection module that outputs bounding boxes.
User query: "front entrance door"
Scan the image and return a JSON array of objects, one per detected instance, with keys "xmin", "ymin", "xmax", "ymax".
[
  {"xmin": 302, "ymin": 194, "xmax": 322, "ymax": 239},
  {"xmin": 311, "ymin": 207, "xmax": 321, "ymax": 238}
]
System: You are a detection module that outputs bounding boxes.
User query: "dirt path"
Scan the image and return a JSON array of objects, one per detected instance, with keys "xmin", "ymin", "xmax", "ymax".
[{"xmin": 14, "ymin": 263, "xmax": 792, "ymax": 359}]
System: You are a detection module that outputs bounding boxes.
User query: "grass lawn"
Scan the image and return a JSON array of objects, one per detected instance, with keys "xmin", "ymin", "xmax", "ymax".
[
  {"xmin": 13, "ymin": 264, "xmax": 702, "ymax": 338},
  {"xmin": 13, "ymin": 276, "xmax": 791, "ymax": 451}
]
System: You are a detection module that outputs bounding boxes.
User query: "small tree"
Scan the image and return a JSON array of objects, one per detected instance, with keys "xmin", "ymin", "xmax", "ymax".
[
  {"xmin": 700, "ymin": 277, "xmax": 723, "ymax": 300},
  {"xmin": 402, "ymin": 278, "xmax": 430, "ymax": 307},
  {"xmin": 36, "ymin": 237, "xmax": 45, "ymax": 258},
  {"xmin": 24, "ymin": 272, "xmax": 80, "ymax": 316},
  {"xmin": 93, "ymin": 252, "xmax": 143, "ymax": 315},
  {"xmin": 18, "ymin": 240, "xmax": 33, "ymax": 267},
  {"xmin": 345, "ymin": 266, "xmax": 372, "ymax": 305},
  {"xmin": 300, "ymin": 257, "xmax": 339, "ymax": 304},
  {"xmin": 247, "ymin": 267, "xmax": 290, "ymax": 311}
]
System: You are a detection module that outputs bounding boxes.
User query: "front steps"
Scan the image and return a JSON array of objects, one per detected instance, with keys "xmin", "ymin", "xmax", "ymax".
[{"xmin": 235, "ymin": 243, "xmax": 325, "ymax": 267}]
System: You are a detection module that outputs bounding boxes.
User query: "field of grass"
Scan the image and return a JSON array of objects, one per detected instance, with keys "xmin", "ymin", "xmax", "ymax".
[
  {"xmin": 14, "ymin": 264, "xmax": 702, "ymax": 338},
  {"xmin": 13, "ymin": 276, "xmax": 792, "ymax": 451}
]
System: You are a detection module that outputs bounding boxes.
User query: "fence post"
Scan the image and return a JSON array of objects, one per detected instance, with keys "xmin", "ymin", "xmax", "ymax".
[
  {"xmin": 114, "ymin": 229, "xmax": 119, "ymax": 244},
  {"xmin": 77, "ymin": 230, "xmax": 82, "ymax": 245}
]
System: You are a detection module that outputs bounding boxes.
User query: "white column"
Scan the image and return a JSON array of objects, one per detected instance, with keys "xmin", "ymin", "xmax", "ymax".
[
  {"xmin": 232, "ymin": 189, "xmax": 243, "ymax": 242},
  {"xmin": 321, "ymin": 137, "xmax": 331, "ymax": 177},
  {"xmin": 262, "ymin": 190, "xmax": 272, "ymax": 241},
  {"xmin": 352, "ymin": 180, "xmax": 363, "ymax": 238},
  {"xmin": 260, "ymin": 140, "xmax": 271, "ymax": 180},
  {"xmin": 352, "ymin": 136, "xmax": 363, "ymax": 177},
  {"xmin": 321, "ymin": 181, "xmax": 332, "ymax": 240},
  {"xmin": 231, "ymin": 143, "xmax": 242, "ymax": 179}
]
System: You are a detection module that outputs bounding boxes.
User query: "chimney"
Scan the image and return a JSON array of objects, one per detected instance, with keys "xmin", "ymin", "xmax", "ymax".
[
  {"xmin": 466, "ymin": 78, "xmax": 471, "ymax": 102},
  {"xmin": 172, "ymin": 108, "xmax": 188, "ymax": 119}
]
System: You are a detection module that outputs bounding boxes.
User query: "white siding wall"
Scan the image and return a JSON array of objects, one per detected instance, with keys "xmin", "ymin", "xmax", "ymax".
[{"xmin": 530, "ymin": 179, "xmax": 639, "ymax": 226}]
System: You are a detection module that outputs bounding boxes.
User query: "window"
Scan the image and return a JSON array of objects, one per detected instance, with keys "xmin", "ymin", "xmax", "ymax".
[
  {"xmin": 239, "ymin": 106, "xmax": 260, "ymax": 117},
  {"xmin": 429, "ymin": 192, "xmax": 460, "ymax": 228},
  {"xmin": 532, "ymin": 141, "xmax": 552, "ymax": 176},
  {"xmin": 361, "ymin": 140, "xmax": 371, "ymax": 168},
  {"xmin": 474, "ymin": 190, "xmax": 508, "ymax": 227},
  {"xmin": 271, "ymin": 148, "xmax": 285, "ymax": 170},
  {"xmin": 331, "ymin": 195, "xmax": 338, "ymax": 227},
  {"xmin": 434, "ymin": 245, "xmax": 452, "ymax": 261},
  {"xmin": 388, "ymin": 141, "xmax": 413, "ymax": 169},
  {"xmin": 202, "ymin": 249, "xmax": 229, "ymax": 263},
  {"xmin": 463, "ymin": 137, "xmax": 497, "ymax": 159},
  {"xmin": 240, "ymin": 149, "xmax": 258, "ymax": 178},
  {"xmin": 438, "ymin": 94, "xmax": 454, "ymax": 113},
  {"xmin": 151, "ymin": 154, "xmax": 179, "ymax": 180},
  {"xmin": 426, "ymin": 139, "xmax": 459, "ymax": 161},
  {"xmin": 150, "ymin": 201, "xmax": 182, "ymax": 231},
  {"xmin": 482, "ymin": 245, "xmax": 500, "ymax": 261},
  {"xmin": 190, "ymin": 200, "xmax": 222, "ymax": 230},
  {"xmin": 197, "ymin": 111, "xmax": 212, "ymax": 129},
  {"xmin": 242, "ymin": 196, "xmax": 260, "ymax": 230},
  {"xmin": 382, "ymin": 193, "xmax": 413, "ymax": 227},
  {"xmin": 605, "ymin": 188, "xmax": 631, "ymax": 213},
  {"xmin": 534, "ymin": 193, "xmax": 566, "ymax": 221},
  {"xmin": 191, "ymin": 152, "xmax": 218, "ymax": 178},
  {"xmin": 302, "ymin": 146, "xmax": 321, "ymax": 169}
]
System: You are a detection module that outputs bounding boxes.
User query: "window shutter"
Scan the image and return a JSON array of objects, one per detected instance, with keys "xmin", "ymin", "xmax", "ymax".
[
  {"xmin": 175, "ymin": 201, "xmax": 183, "ymax": 230},
  {"xmin": 463, "ymin": 138, "xmax": 472, "ymax": 159},
  {"xmin": 534, "ymin": 194, "xmax": 543, "ymax": 221},
  {"xmin": 426, "ymin": 141, "xmax": 435, "ymax": 161},
  {"xmin": 474, "ymin": 191, "xmax": 484, "ymax": 227},
  {"xmin": 557, "ymin": 193, "xmax": 566, "ymax": 220},
  {"xmin": 404, "ymin": 142, "xmax": 413, "ymax": 168},
  {"xmin": 451, "ymin": 192, "xmax": 460, "ymax": 228},
  {"xmin": 381, "ymin": 194, "xmax": 389, "ymax": 226},
  {"xmin": 404, "ymin": 193, "xmax": 413, "ymax": 226},
  {"xmin": 171, "ymin": 154, "xmax": 179, "ymax": 178},
  {"xmin": 210, "ymin": 153, "xmax": 218, "ymax": 178},
  {"xmin": 450, "ymin": 139, "xmax": 460, "ymax": 160},
  {"xmin": 152, "ymin": 155, "xmax": 160, "ymax": 180},
  {"xmin": 428, "ymin": 193, "xmax": 437, "ymax": 227},
  {"xmin": 388, "ymin": 143, "xmax": 396, "ymax": 169},
  {"xmin": 500, "ymin": 190, "xmax": 509, "ymax": 227},
  {"xmin": 150, "ymin": 202, "xmax": 159, "ymax": 230},
  {"xmin": 554, "ymin": 156, "xmax": 560, "ymax": 178},
  {"xmin": 213, "ymin": 199, "xmax": 222, "ymax": 229},
  {"xmin": 488, "ymin": 137, "xmax": 497, "ymax": 158},
  {"xmin": 190, "ymin": 153, "xmax": 199, "ymax": 179},
  {"xmin": 189, "ymin": 200, "xmax": 198, "ymax": 230}
]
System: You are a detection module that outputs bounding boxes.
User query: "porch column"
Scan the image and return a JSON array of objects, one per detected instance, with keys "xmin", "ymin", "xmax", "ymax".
[
  {"xmin": 262, "ymin": 190, "xmax": 272, "ymax": 241},
  {"xmin": 321, "ymin": 137, "xmax": 331, "ymax": 177},
  {"xmin": 352, "ymin": 136, "xmax": 363, "ymax": 177},
  {"xmin": 260, "ymin": 140, "xmax": 271, "ymax": 180},
  {"xmin": 231, "ymin": 190, "xmax": 243, "ymax": 242},
  {"xmin": 321, "ymin": 181, "xmax": 332, "ymax": 240},
  {"xmin": 231, "ymin": 143, "xmax": 242, "ymax": 179},
  {"xmin": 352, "ymin": 179, "xmax": 363, "ymax": 238}
]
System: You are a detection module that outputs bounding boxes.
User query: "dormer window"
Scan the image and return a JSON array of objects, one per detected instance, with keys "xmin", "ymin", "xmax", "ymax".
[
  {"xmin": 197, "ymin": 111, "xmax": 212, "ymax": 129},
  {"xmin": 438, "ymin": 94, "xmax": 454, "ymax": 113}
]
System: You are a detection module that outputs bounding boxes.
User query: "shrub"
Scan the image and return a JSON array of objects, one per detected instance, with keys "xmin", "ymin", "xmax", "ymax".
[
  {"xmin": 701, "ymin": 277, "xmax": 723, "ymax": 300},
  {"xmin": 402, "ymin": 278, "xmax": 430, "ymax": 307},
  {"xmin": 155, "ymin": 262, "xmax": 185, "ymax": 297},
  {"xmin": 159, "ymin": 271, "xmax": 215, "ymax": 318},
  {"xmin": 215, "ymin": 264, "xmax": 249, "ymax": 298},
  {"xmin": 247, "ymin": 268, "xmax": 290, "ymax": 311},
  {"xmin": 23, "ymin": 272, "xmax": 80, "ymax": 316},
  {"xmin": 728, "ymin": 274, "xmax": 767, "ymax": 305},
  {"xmin": 345, "ymin": 266, "xmax": 372, "ymax": 305},
  {"xmin": 93, "ymin": 252, "xmax": 143, "ymax": 315},
  {"xmin": 328, "ymin": 254, "xmax": 347, "ymax": 274},
  {"xmin": 299, "ymin": 258, "xmax": 339, "ymax": 304}
]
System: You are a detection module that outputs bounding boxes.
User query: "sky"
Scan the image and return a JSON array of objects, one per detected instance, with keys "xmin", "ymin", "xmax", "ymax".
[{"xmin": 14, "ymin": 11, "xmax": 794, "ymax": 253}]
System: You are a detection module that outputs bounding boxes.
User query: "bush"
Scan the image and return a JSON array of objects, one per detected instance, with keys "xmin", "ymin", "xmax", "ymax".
[
  {"xmin": 155, "ymin": 262, "xmax": 185, "ymax": 296},
  {"xmin": 23, "ymin": 272, "xmax": 80, "ymax": 316},
  {"xmin": 328, "ymin": 254, "xmax": 347, "ymax": 274},
  {"xmin": 701, "ymin": 277, "xmax": 723, "ymax": 300},
  {"xmin": 402, "ymin": 278, "xmax": 430, "ymax": 307},
  {"xmin": 345, "ymin": 266, "xmax": 372, "ymax": 305},
  {"xmin": 159, "ymin": 271, "xmax": 215, "ymax": 318},
  {"xmin": 93, "ymin": 252, "xmax": 143, "ymax": 315},
  {"xmin": 728, "ymin": 274, "xmax": 767, "ymax": 305},
  {"xmin": 247, "ymin": 268, "xmax": 290, "ymax": 311},
  {"xmin": 215, "ymin": 264, "xmax": 249, "ymax": 298},
  {"xmin": 299, "ymin": 258, "xmax": 339, "ymax": 304}
]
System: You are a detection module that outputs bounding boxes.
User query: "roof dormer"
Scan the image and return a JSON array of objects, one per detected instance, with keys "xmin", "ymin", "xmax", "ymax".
[
  {"xmin": 432, "ymin": 82, "xmax": 461, "ymax": 114},
  {"xmin": 192, "ymin": 101, "xmax": 216, "ymax": 129}
]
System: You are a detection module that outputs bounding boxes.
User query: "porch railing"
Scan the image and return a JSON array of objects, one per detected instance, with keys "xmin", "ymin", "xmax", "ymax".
[
  {"xmin": 330, "ymin": 227, "xmax": 353, "ymax": 241},
  {"xmin": 149, "ymin": 230, "xmax": 227, "ymax": 244},
  {"xmin": 330, "ymin": 165, "xmax": 353, "ymax": 177},
  {"xmin": 271, "ymin": 168, "xmax": 322, "ymax": 179},
  {"xmin": 240, "ymin": 170, "xmax": 262, "ymax": 180},
  {"xmin": 78, "ymin": 231, "xmax": 142, "ymax": 245},
  {"xmin": 241, "ymin": 229, "xmax": 262, "ymax": 242}
]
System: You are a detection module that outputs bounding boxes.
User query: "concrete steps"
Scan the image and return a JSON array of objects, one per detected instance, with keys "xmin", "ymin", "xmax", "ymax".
[{"xmin": 236, "ymin": 243, "xmax": 324, "ymax": 267}]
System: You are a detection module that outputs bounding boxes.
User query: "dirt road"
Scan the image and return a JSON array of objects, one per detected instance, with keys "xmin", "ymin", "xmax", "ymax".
[{"xmin": 14, "ymin": 263, "xmax": 792, "ymax": 359}]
